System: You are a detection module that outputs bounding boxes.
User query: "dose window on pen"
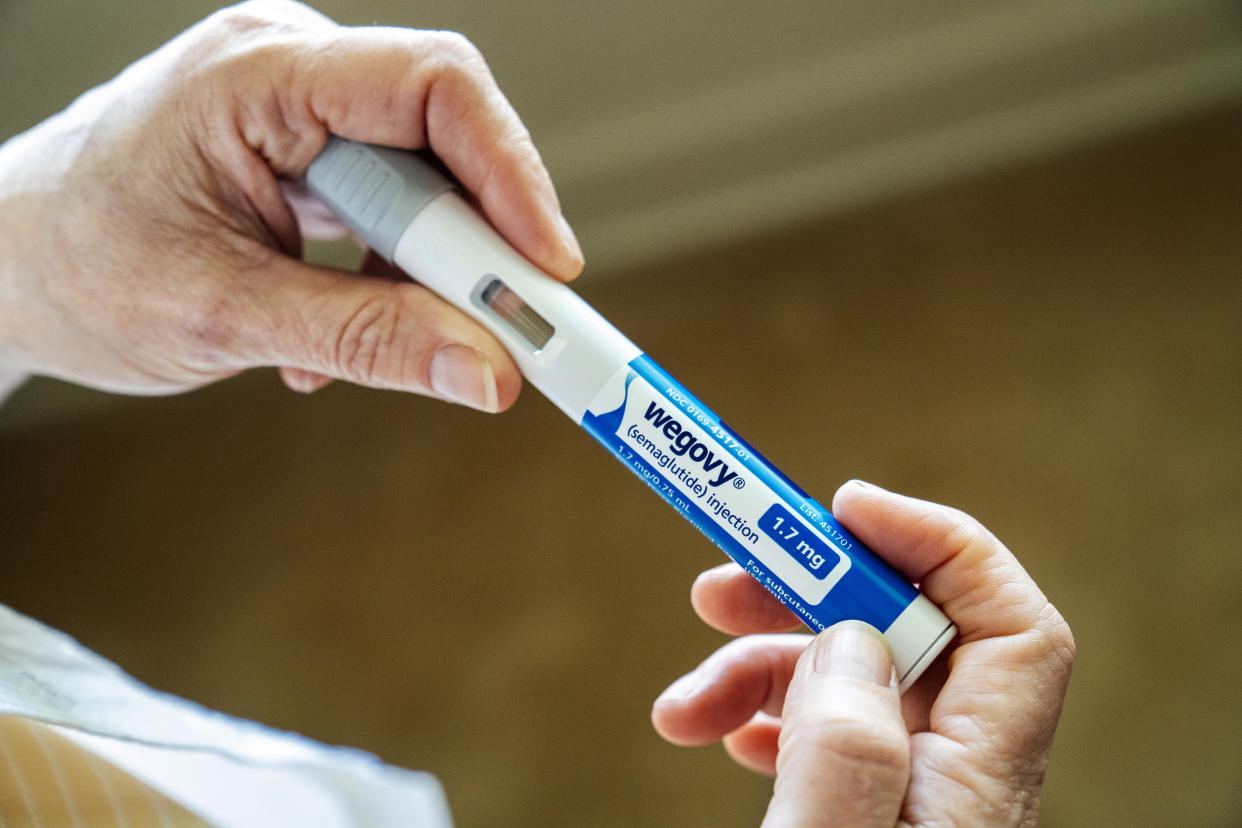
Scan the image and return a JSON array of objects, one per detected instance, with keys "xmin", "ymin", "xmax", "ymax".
[{"xmin": 479, "ymin": 277, "xmax": 555, "ymax": 351}]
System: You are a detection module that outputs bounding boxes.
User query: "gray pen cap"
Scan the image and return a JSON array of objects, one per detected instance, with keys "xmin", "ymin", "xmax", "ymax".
[{"xmin": 305, "ymin": 136, "xmax": 455, "ymax": 262}]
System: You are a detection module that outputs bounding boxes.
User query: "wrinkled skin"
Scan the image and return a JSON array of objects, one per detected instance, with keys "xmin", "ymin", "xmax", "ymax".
[
  {"xmin": 653, "ymin": 481, "xmax": 1075, "ymax": 827},
  {"xmin": 0, "ymin": 0, "xmax": 583, "ymax": 409}
]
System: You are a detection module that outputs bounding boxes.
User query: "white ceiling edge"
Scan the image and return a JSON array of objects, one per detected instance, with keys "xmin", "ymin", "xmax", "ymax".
[
  {"xmin": 571, "ymin": 45, "xmax": 1242, "ymax": 276},
  {"xmin": 541, "ymin": 0, "xmax": 1242, "ymax": 275}
]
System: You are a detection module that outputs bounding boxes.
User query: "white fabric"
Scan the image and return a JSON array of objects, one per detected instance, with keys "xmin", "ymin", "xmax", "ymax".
[
  {"xmin": 0, "ymin": 367, "xmax": 25, "ymax": 405},
  {"xmin": 0, "ymin": 604, "xmax": 454, "ymax": 827}
]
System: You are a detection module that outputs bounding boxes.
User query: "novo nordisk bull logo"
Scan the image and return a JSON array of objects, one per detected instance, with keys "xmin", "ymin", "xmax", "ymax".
[{"xmin": 642, "ymin": 402, "xmax": 739, "ymax": 488}]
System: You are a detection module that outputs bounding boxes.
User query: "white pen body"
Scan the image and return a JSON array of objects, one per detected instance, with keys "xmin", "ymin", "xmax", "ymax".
[
  {"xmin": 306, "ymin": 137, "xmax": 956, "ymax": 690},
  {"xmin": 391, "ymin": 193, "xmax": 640, "ymax": 421}
]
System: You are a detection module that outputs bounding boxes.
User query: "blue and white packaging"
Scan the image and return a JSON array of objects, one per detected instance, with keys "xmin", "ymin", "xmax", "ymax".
[
  {"xmin": 581, "ymin": 356, "xmax": 954, "ymax": 688},
  {"xmin": 306, "ymin": 138, "xmax": 956, "ymax": 690}
]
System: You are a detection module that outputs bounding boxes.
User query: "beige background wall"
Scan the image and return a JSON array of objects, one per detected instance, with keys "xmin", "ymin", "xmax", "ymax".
[{"xmin": 2, "ymin": 2, "xmax": 1242, "ymax": 826}]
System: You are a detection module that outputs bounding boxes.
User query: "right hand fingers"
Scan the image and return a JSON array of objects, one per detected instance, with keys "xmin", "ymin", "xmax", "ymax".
[
  {"xmin": 652, "ymin": 626, "xmax": 914, "ymax": 828},
  {"xmin": 827, "ymin": 480, "xmax": 1075, "ymax": 678},
  {"xmin": 691, "ymin": 482, "xmax": 1073, "ymax": 666},
  {"xmin": 765, "ymin": 622, "xmax": 908, "ymax": 828},
  {"xmin": 830, "ymin": 482, "xmax": 1075, "ymax": 821},
  {"xmin": 651, "ymin": 633, "xmax": 809, "ymax": 772},
  {"xmin": 688, "ymin": 482, "xmax": 1074, "ymax": 750},
  {"xmin": 690, "ymin": 563, "xmax": 804, "ymax": 635}
]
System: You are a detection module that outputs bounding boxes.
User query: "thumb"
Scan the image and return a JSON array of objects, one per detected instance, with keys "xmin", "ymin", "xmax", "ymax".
[
  {"xmin": 240, "ymin": 255, "xmax": 521, "ymax": 411},
  {"xmin": 764, "ymin": 622, "xmax": 909, "ymax": 828}
]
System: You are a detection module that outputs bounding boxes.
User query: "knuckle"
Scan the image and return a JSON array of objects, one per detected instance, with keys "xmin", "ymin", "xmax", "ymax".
[
  {"xmin": 1040, "ymin": 604, "xmax": 1076, "ymax": 675},
  {"xmin": 181, "ymin": 289, "xmax": 241, "ymax": 367},
  {"xmin": 190, "ymin": 3, "xmax": 309, "ymax": 81},
  {"xmin": 503, "ymin": 124, "xmax": 541, "ymax": 168},
  {"xmin": 1002, "ymin": 602, "xmax": 1075, "ymax": 686},
  {"xmin": 941, "ymin": 508, "xmax": 991, "ymax": 554},
  {"xmin": 473, "ymin": 124, "xmax": 544, "ymax": 208},
  {"xmin": 200, "ymin": 1, "xmax": 321, "ymax": 63},
  {"xmin": 802, "ymin": 715, "xmax": 909, "ymax": 777},
  {"xmin": 431, "ymin": 30, "xmax": 484, "ymax": 65},
  {"xmin": 424, "ymin": 31, "xmax": 493, "ymax": 98},
  {"xmin": 908, "ymin": 502, "xmax": 991, "ymax": 568},
  {"xmin": 212, "ymin": 0, "xmax": 306, "ymax": 31},
  {"xmin": 331, "ymin": 294, "xmax": 402, "ymax": 384},
  {"xmin": 209, "ymin": 2, "xmax": 280, "ymax": 36}
]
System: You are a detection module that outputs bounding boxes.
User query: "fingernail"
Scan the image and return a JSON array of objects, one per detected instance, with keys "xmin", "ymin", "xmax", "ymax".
[
  {"xmin": 654, "ymin": 670, "xmax": 710, "ymax": 706},
  {"xmin": 849, "ymin": 479, "xmax": 877, "ymax": 490},
  {"xmin": 558, "ymin": 213, "xmax": 584, "ymax": 263},
  {"xmin": 812, "ymin": 622, "xmax": 892, "ymax": 686},
  {"xmin": 284, "ymin": 368, "xmax": 314, "ymax": 394},
  {"xmin": 430, "ymin": 345, "xmax": 498, "ymax": 412}
]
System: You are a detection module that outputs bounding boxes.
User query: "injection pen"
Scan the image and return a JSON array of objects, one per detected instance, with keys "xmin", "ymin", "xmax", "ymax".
[{"xmin": 306, "ymin": 137, "xmax": 955, "ymax": 690}]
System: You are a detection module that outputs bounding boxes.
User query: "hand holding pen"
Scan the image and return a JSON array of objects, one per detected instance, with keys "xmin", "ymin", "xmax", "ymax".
[
  {"xmin": 653, "ymin": 481, "xmax": 1075, "ymax": 827},
  {"xmin": 0, "ymin": 1, "xmax": 581, "ymax": 408}
]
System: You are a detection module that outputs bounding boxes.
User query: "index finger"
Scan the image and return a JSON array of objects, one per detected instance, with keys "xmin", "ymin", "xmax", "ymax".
[
  {"xmin": 196, "ymin": 5, "xmax": 583, "ymax": 281},
  {"xmin": 830, "ymin": 481, "xmax": 1071, "ymax": 648},
  {"xmin": 689, "ymin": 481, "xmax": 1073, "ymax": 671},
  {"xmin": 307, "ymin": 28, "xmax": 583, "ymax": 281}
]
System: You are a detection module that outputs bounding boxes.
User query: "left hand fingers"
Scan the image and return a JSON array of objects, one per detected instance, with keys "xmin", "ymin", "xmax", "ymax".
[
  {"xmin": 651, "ymin": 634, "xmax": 809, "ymax": 748},
  {"xmin": 189, "ymin": 7, "xmax": 582, "ymax": 281},
  {"xmin": 280, "ymin": 178, "xmax": 349, "ymax": 241},
  {"xmin": 690, "ymin": 563, "xmax": 803, "ymax": 635},
  {"xmin": 275, "ymin": 249, "xmax": 429, "ymax": 395},
  {"xmin": 722, "ymin": 713, "xmax": 783, "ymax": 776}
]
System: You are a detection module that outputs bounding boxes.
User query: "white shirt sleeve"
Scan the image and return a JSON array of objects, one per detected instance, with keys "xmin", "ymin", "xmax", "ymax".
[
  {"xmin": 0, "ymin": 604, "xmax": 454, "ymax": 827},
  {"xmin": 0, "ymin": 366, "xmax": 25, "ymax": 405}
]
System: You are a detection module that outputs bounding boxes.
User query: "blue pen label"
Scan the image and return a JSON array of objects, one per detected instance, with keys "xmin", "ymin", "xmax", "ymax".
[
  {"xmin": 581, "ymin": 355, "xmax": 930, "ymax": 634},
  {"xmin": 758, "ymin": 503, "xmax": 836, "ymax": 579}
]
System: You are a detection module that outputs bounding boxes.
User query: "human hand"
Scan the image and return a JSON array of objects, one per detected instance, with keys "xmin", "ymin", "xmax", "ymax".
[
  {"xmin": 0, "ymin": 0, "xmax": 582, "ymax": 409},
  {"xmin": 652, "ymin": 481, "xmax": 1074, "ymax": 826}
]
